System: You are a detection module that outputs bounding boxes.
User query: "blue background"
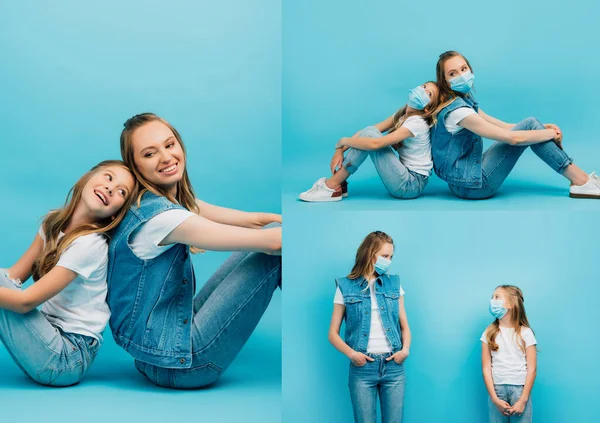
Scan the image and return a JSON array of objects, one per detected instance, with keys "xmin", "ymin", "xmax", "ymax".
[
  {"xmin": 282, "ymin": 210, "xmax": 600, "ymax": 423},
  {"xmin": 283, "ymin": 0, "xmax": 600, "ymax": 211},
  {"xmin": 0, "ymin": 1, "xmax": 281, "ymax": 422}
]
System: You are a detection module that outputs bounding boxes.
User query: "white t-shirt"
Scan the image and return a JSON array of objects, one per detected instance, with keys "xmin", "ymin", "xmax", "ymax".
[
  {"xmin": 480, "ymin": 326, "xmax": 537, "ymax": 385},
  {"xmin": 444, "ymin": 107, "xmax": 477, "ymax": 134},
  {"xmin": 129, "ymin": 209, "xmax": 195, "ymax": 260},
  {"xmin": 395, "ymin": 115, "xmax": 433, "ymax": 176},
  {"xmin": 38, "ymin": 227, "xmax": 111, "ymax": 342},
  {"xmin": 334, "ymin": 280, "xmax": 405, "ymax": 354}
]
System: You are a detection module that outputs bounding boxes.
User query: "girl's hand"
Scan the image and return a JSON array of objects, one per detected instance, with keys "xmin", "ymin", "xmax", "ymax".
[
  {"xmin": 349, "ymin": 351, "xmax": 374, "ymax": 367},
  {"xmin": 508, "ymin": 399, "xmax": 527, "ymax": 416},
  {"xmin": 493, "ymin": 398, "xmax": 512, "ymax": 416},
  {"xmin": 330, "ymin": 150, "xmax": 344, "ymax": 174},
  {"xmin": 335, "ymin": 138, "xmax": 349, "ymax": 149},
  {"xmin": 545, "ymin": 123, "xmax": 563, "ymax": 148},
  {"xmin": 386, "ymin": 349, "xmax": 409, "ymax": 364}
]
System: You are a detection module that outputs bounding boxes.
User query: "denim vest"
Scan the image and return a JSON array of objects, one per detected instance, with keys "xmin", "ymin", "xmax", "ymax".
[
  {"xmin": 431, "ymin": 94, "xmax": 483, "ymax": 188},
  {"xmin": 336, "ymin": 274, "xmax": 402, "ymax": 353},
  {"xmin": 107, "ymin": 192, "xmax": 196, "ymax": 369}
]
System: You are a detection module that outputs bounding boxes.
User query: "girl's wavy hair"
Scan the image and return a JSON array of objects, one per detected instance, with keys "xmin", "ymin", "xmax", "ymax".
[
  {"xmin": 32, "ymin": 160, "xmax": 138, "ymax": 281},
  {"xmin": 485, "ymin": 285, "xmax": 533, "ymax": 354},
  {"xmin": 435, "ymin": 50, "xmax": 475, "ymax": 105},
  {"xmin": 347, "ymin": 231, "xmax": 394, "ymax": 280},
  {"xmin": 390, "ymin": 81, "xmax": 445, "ymax": 130}
]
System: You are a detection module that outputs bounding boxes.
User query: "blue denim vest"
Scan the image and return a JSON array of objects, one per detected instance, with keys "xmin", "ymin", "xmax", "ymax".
[
  {"xmin": 336, "ymin": 274, "xmax": 402, "ymax": 353},
  {"xmin": 431, "ymin": 94, "xmax": 483, "ymax": 188},
  {"xmin": 107, "ymin": 192, "xmax": 196, "ymax": 369}
]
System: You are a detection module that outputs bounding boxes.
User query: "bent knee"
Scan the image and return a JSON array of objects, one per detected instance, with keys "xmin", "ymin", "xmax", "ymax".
[
  {"xmin": 359, "ymin": 126, "xmax": 383, "ymax": 138},
  {"xmin": 522, "ymin": 116, "xmax": 544, "ymax": 130}
]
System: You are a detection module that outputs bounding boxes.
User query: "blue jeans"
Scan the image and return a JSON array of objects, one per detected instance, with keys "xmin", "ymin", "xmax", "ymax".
[
  {"xmin": 348, "ymin": 353, "xmax": 406, "ymax": 423},
  {"xmin": 488, "ymin": 385, "xmax": 533, "ymax": 423},
  {"xmin": 342, "ymin": 127, "xmax": 429, "ymax": 199},
  {"xmin": 0, "ymin": 271, "xmax": 101, "ymax": 386},
  {"xmin": 134, "ymin": 250, "xmax": 281, "ymax": 389},
  {"xmin": 449, "ymin": 117, "xmax": 573, "ymax": 199}
]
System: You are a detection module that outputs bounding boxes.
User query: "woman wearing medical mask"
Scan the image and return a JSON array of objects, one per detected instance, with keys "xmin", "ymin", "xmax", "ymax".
[
  {"xmin": 432, "ymin": 50, "xmax": 599, "ymax": 199},
  {"xmin": 299, "ymin": 82, "xmax": 442, "ymax": 201},
  {"xmin": 482, "ymin": 285, "xmax": 537, "ymax": 422},
  {"xmin": 328, "ymin": 231, "xmax": 411, "ymax": 423}
]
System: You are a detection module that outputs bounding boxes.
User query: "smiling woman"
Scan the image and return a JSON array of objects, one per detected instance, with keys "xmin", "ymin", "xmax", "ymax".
[{"xmin": 106, "ymin": 113, "xmax": 282, "ymax": 389}]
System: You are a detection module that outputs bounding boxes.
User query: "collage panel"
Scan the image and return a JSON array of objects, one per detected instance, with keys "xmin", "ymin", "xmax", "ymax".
[{"xmin": 283, "ymin": 210, "xmax": 600, "ymax": 423}]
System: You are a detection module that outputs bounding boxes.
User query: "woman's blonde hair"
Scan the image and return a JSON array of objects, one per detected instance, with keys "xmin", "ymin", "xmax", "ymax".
[
  {"xmin": 485, "ymin": 285, "xmax": 533, "ymax": 354},
  {"xmin": 390, "ymin": 81, "xmax": 445, "ymax": 131},
  {"xmin": 348, "ymin": 231, "xmax": 394, "ymax": 280},
  {"xmin": 32, "ymin": 160, "xmax": 138, "ymax": 281}
]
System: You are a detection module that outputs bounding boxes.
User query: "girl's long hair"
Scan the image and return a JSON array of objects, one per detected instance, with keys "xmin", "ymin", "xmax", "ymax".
[
  {"xmin": 435, "ymin": 50, "xmax": 475, "ymax": 105},
  {"xmin": 347, "ymin": 231, "xmax": 394, "ymax": 280},
  {"xmin": 390, "ymin": 81, "xmax": 444, "ymax": 131},
  {"xmin": 485, "ymin": 285, "xmax": 532, "ymax": 354},
  {"xmin": 32, "ymin": 160, "xmax": 138, "ymax": 281}
]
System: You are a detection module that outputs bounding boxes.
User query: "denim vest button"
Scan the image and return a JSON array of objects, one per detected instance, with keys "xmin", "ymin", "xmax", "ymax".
[
  {"xmin": 381, "ymin": 307, "xmax": 385, "ymax": 310},
  {"xmin": 183, "ymin": 319, "xmax": 189, "ymax": 324},
  {"xmin": 182, "ymin": 278, "xmax": 187, "ymax": 284},
  {"xmin": 363, "ymin": 333, "xmax": 367, "ymax": 337},
  {"xmin": 180, "ymin": 358, "xmax": 186, "ymax": 364}
]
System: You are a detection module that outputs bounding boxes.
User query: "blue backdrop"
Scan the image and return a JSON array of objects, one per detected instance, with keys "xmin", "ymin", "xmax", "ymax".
[
  {"xmin": 283, "ymin": 210, "xmax": 600, "ymax": 423},
  {"xmin": 283, "ymin": 0, "xmax": 600, "ymax": 210},
  {"xmin": 0, "ymin": 1, "xmax": 281, "ymax": 422}
]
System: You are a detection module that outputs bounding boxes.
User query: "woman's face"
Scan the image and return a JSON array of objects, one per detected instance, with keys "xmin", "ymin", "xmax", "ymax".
[
  {"xmin": 373, "ymin": 242, "xmax": 394, "ymax": 264},
  {"xmin": 131, "ymin": 120, "xmax": 186, "ymax": 193},
  {"xmin": 443, "ymin": 55, "xmax": 471, "ymax": 82}
]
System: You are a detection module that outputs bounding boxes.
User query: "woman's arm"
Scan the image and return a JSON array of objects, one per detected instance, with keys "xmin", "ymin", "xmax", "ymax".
[
  {"xmin": 478, "ymin": 109, "xmax": 516, "ymax": 129},
  {"xmin": 482, "ymin": 342, "xmax": 512, "ymax": 416},
  {"xmin": 195, "ymin": 199, "xmax": 281, "ymax": 229},
  {"xmin": 6, "ymin": 234, "xmax": 44, "ymax": 283},
  {"xmin": 162, "ymin": 214, "xmax": 281, "ymax": 255},
  {"xmin": 0, "ymin": 266, "xmax": 77, "ymax": 313},
  {"xmin": 328, "ymin": 303, "xmax": 374, "ymax": 366},
  {"xmin": 336, "ymin": 127, "xmax": 413, "ymax": 151},
  {"xmin": 459, "ymin": 114, "xmax": 558, "ymax": 146},
  {"xmin": 386, "ymin": 295, "xmax": 411, "ymax": 363},
  {"xmin": 510, "ymin": 346, "xmax": 537, "ymax": 415}
]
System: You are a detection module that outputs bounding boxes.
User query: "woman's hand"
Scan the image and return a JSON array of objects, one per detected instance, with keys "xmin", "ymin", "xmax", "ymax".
[
  {"xmin": 330, "ymin": 149, "xmax": 345, "ymax": 174},
  {"xmin": 386, "ymin": 349, "xmax": 409, "ymax": 364},
  {"xmin": 508, "ymin": 398, "xmax": 527, "ymax": 416},
  {"xmin": 349, "ymin": 351, "xmax": 374, "ymax": 367},
  {"xmin": 544, "ymin": 123, "xmax": 563, "ymax": 149},
  {"xmin": 493, "ymin": 398, "xmax": 512, "ymax": 416}
]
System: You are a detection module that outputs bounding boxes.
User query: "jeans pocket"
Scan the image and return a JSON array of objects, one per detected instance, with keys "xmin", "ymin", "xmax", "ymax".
[{"xmin": 173, "ymin": 362, "xmax": 223, "ymax": 389}]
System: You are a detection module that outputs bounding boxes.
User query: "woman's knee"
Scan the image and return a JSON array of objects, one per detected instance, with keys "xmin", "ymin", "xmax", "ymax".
[{"xmin": 521, "ymin": 117, "xmax": 544, "ymax": 130}]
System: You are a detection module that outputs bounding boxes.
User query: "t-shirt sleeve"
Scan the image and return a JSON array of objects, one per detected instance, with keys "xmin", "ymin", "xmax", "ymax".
[
  {"xmin": 399, "ymin": 285, "xmax": 405, "ymax": 296},
  {"xmin": 333, "ymin": 287, "xmax": 344, "ymax": 305},
  {"xmin": 445, "ymin": 107, "xmax": 477, "ymax": 133},
  {"xmin": 480, "ymin": 329, "xmax": 489, "ymax": 344},
  {"xmin": 129, "ymin": 209, "xmax": 195, "ymax": 260},
  {"xmin": 56, "ymin": 234, "xmax": 108, "ymax": 279},
  {"xmin": 522, "ymin": 327, "xmax": 537, "ymax": 347},
  {"xmin": 38, "ymin": 225, "xmax": 46, "ymax": 242},
  {"xmin": 402, "ymin": 116, "xmax": 429, "ymax": 138}
]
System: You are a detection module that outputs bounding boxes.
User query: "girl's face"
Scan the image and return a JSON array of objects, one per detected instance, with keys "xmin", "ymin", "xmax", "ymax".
[
  {"xmin": 373, "ymin": 242, "xmax": 394, "ymax": 264},
  {"xmin": 422, "ymin": 82, "xmax": 439, "ymax": 102},
  {"xmin": 131, "ymin": 120, "xmax": 186, "ymax": 192},
  {"xmin": 81, "ymin": 166, "xmax": 135, "ymax": 220},
  {"xmin": 443, "ymin": 55, "xmax": 471, "ymax": 83},
  {"xmin": 492, "ymin": 288, "xmax": 512, "ymax": 309}
]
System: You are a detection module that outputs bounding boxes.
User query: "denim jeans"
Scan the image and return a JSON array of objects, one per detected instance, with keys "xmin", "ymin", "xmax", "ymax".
[
  {"xmin": 449, "ymin": 117, "xmax": 573, "ymax": 199},
  {"xmin": 348, "ymin": 353, "xmax": 406, "ymax": 423},
  {"xmin": 134, "ymin": 250, "xmax": 281, "ymax": 389},
  {"xmin": 342, "ymin": 127, "xmax": 429, "ymax": 199},
  {"xmin": 488, "ymin": 385, "xmax": 532, "ymax": 423},
  {"xmin": 0, "ymin": 270, "xmax": 101, "ymax": 386}
]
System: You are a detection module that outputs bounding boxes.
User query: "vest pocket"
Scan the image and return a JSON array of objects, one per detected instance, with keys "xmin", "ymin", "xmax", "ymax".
[{"xmin": 343, "ymin": 296, "xmax": 363, "ymax": 322}]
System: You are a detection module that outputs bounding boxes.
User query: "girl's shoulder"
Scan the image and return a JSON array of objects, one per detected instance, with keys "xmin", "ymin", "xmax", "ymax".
[{"xmin": 69, "ymin": 233, "xmax": 109, "ymax": 252}]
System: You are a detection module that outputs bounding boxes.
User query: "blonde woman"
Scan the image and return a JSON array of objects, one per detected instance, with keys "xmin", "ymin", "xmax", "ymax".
[
  {"xmin": 0, "ymin": 160, "xmax": 136, "ymax": 386},
  {"xmin": 328, "ymin": 231, "xmax": 411, "ymax": 423},
  {"xmin": 108, "ymin": 113, "xmax": 282, "ymax": 389}
]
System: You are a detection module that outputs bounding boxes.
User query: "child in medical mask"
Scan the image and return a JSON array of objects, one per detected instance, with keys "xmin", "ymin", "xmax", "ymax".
[
  {"xmin": 299, "ymin": 82, "xmax": 442, "ymax": 202},
  {"xmin": 481, "ymin": 285, "xmax": 537, "ymax": 423},
  {"xmin": 328, "ymin": 231, "xmax": 411, "ymax": 423}
]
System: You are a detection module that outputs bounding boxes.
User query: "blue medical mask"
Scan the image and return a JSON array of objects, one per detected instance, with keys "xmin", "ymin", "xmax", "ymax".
[
  {"xmin": 374, "ymin": 256, "xmax": 391, "ymax": 275},
  {"xmin": 407, "ymin": 85, "xmax": 430, "ymax": 110},
  {"xmin": 489, "ymin": 299, "xmax": 508, "ymax": 319},
  {"xmin": 449, "ymin": 71, "xmax": 475, "ymax": 94}
]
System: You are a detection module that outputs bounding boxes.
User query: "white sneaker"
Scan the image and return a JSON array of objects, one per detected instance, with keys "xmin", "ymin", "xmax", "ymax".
[
  {"xmin": 570, "ymin": 172, "xmax": 600, "ymax": 199},
  {"xmin": 298, "ymin": 177, "xmax": 342, "ymax": 202}
]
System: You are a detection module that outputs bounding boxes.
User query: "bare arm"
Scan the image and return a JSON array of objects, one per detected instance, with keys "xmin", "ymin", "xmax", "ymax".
[
  {"xmin": 510, "ymin": 345, "xmax": 537, "ymax": 414},
  {"xmin": 372, "ymin": 115, "xmax": 395, "ymax": 133},
  {"xmin": 328, "ymin": 303, "xmax": 374, "ymax": 366},
  {"xmin": 386, "ymin": 295, "xmax": 411, "ymax": 363},
  {"xmin": 459, "ymin": 114, "xmax": 558, "ymax": 146},
  {"xmin": 162, "ymin": 214, "xmax": 281, "ymax": 255},
  {"xmin": 0, "ymin": 266, "xmax": 77, "ymax": 314},
  {"xmin": 478, "ymin": 109, "xmax": 515, "ymax": 129},
  {"xmin": 6, "ymin": 234, "xmax": 44, "ymax": 283},
  {"xmin": 337, "ymin": 127, "xmax": 413, "ymax": 151},
  {"xmin": 195, "ymin": 199, "xmax": 281, "ymax": 229}
]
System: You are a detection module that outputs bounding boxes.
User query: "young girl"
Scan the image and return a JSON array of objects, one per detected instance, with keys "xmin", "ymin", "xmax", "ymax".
[
  {"xmin": 481, "ymin": 285, "xmax": 537, "ymax": 422},
  {"xmin": 432, "ymin": 50, "xmax": 599, "ymax": 199},
  {"xmin": 328, "ymin": 231, "xmax": 411, "ymax": 423},
  {"xmin": 108, "ymin": 113, "xmax": 282, "ymax": 389},
  {"xmin": 299, "ymin": 82, "xmax": 441, "ymax": 201},
  {"xmin": 0, "ymin": 160, "xmax": 136, "ymax": 386}
]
